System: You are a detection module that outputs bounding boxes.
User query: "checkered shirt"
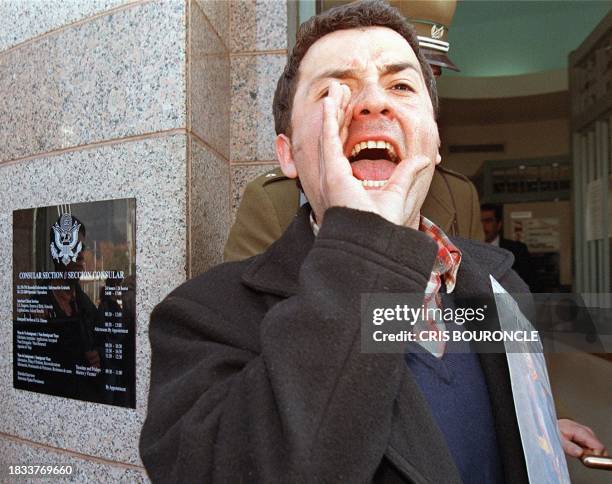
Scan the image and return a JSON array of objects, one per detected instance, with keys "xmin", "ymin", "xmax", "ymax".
[{"xmin": 418, "ymin": 215, "xmax": 462, "ymax": 357}]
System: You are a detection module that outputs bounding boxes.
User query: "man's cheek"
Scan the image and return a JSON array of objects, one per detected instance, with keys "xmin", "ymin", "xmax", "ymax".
[
  {"xmin": 306, "ymin": 103, "xmax": 324, "ymax": 129},
  {"xmin": 293, "ymin": 102, "xmax": 323, "ymax": 134},
  {"xmin": 292, "ymin": 111, "xmax": 323, "ymax": 157},
  {"xmin": 401, "ymin": 120, "xmax": 432, "ymax": 158},
  {"xmin": 401, "ymin": 115, "xmax": 439, "ymax": 158}
]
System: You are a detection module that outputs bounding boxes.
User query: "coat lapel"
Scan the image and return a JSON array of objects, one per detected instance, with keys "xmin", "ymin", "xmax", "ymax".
[
  {"xmin": 451, "ymin": 239, "xmax": 530, "ymax": 484},
  {"xmin": 241, "ymin": 205, "xmax": 314, "ymax": 297}
]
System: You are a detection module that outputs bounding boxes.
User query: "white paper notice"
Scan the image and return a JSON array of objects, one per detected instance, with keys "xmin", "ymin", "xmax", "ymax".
[
  {"xmin": 490, "ymin": 276, "xmax": 570, "ymax": 484},
  {"xmin": 520, "ymin": 218, "xmax": 561, "ymax": 251}
]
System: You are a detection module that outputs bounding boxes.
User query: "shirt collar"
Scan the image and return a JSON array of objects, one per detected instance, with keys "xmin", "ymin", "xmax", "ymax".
[
  {"xmin": 310, "ymin": 210, "xmax": 320, "ymax": 237},
  {"xmin": 419, "ymin": 215, "xmax": 462, "ymax": 293}
]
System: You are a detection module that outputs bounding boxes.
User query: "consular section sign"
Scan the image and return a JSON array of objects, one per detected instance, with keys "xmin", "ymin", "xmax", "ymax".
[{"xmin": 12, "ymin": 198, "xmax": 136, "ymax": 408}]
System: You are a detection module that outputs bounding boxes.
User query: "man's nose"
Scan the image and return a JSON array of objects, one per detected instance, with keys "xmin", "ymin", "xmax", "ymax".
[{"xmin": 351, "ymin": 86, "xmax": 392, "ymax": 121}]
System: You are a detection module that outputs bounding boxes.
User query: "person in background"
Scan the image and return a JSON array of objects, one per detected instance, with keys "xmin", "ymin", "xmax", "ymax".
[{"xmin": 481, "ymin": 203, "xmax": 537, "ymax": 291}]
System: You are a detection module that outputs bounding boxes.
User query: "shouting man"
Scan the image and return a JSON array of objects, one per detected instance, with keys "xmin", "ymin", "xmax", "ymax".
[{"xmin": 140, "ymin": 1, "xmax": 605, "ymax": 482}]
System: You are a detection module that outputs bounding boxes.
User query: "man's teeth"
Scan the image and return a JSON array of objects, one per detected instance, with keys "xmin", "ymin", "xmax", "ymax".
[
  {"xmin": 349, "ymin": 140, "xmax": 397, "ymax": 160},
  {"xmin": 359, "ymin": 179, "xmax": 388, "ymax": 187}
]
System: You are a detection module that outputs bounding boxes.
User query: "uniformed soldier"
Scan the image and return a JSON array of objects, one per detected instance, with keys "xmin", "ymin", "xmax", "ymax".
[{"xmin": 224, "ymin": 0, "xmax": 483, "ymax": 262}]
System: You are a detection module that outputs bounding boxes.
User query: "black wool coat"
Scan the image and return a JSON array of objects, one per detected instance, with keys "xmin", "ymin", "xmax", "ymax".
[{"xmin": 140, "ymin": 207, "xmax": 530, "ymax": 483}]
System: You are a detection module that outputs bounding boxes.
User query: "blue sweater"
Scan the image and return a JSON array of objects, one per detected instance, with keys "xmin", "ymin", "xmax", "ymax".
[{"xmin": 405, "ymin": 293, "xmax": 505, "ymax": 484}]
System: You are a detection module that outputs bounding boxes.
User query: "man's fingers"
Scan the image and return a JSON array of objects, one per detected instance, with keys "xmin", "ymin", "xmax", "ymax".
[
  {"xmin": 562, "ymin": 439, "xmax": 585, "ymax": 458},
  {"xmin": 584, "ymin": 426, "xmax": 596, "ymax": 437},
  {"xmin": 328, "ymin": 80, "xmax": 342, "ymax": 101},
  {"xmin": 328, "ymin": 81, "xmax": 351, "ymax": 140},
  {"xmin": 559, "ymin": 419, "xmax": 607, "ymax": 456},
  {"xmin": 570, "ymin": 427, "xmax": 606, "ymax": 452},
  {"xmin": 341, "ymin": 83, "xmax": 351, "ymax": 110},
  {"xmin": 328, "ymin": 81, "xmax": 344, "ymax": 123},
  {"xmin": 321, "ymin": 97, "xmax": 351, "ymax": 181},
  {"xmin": 339, "ymin": 84, "xmax": 352, "ymax": 144},
  {"xmin": 383, "ymin": 156, "xmax": 431, "ymax": 198}
]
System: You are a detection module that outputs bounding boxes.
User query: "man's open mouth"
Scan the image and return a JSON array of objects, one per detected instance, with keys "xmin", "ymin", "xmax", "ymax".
[{"xmin": 347, "ymin": 140, "xmax": 399, "ymax": 188}]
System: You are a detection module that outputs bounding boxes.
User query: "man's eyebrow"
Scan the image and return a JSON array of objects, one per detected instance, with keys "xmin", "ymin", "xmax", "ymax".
[
  {"xmin": 380, "ymin": 62, "xmax": 420, "ymax": 76},
  {"xmin": 311, "ymin": 62, "xmax": 420, "ymax": 85},
  {"xmin": 310, "ymin": 68, "xmax": 359, "ymax": 85}
]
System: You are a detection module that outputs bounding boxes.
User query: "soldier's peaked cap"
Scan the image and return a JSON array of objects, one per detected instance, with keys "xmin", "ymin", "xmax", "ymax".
[
  {"xmin": 392, "ymin": 0, "xmax": 460, "ymax": 72},
  {"xmin": 322, "ymin": 0, "xmax": 460, "ymax": 72}
]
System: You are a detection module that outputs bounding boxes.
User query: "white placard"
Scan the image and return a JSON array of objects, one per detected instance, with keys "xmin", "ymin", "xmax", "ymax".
[
  {"xmin": 585, "ymin": 178, "xmax": 603, "ymax": 241},
  {"xmin": 490, "ymin": 276, "xmax": 570, "ymax": 484}
]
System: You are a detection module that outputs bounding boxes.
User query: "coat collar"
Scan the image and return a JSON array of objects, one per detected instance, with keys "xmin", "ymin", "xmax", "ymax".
[
  {"xmin": 241, "ymin": 204, "xmax": 314, "ymax": 297},
  {"xmin": 241, "ymin": 206, "xmax": 515, "ymax": 299}
]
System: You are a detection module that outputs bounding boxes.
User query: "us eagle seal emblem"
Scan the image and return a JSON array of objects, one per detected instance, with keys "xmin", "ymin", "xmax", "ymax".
[{"xmin": 50, "ymin": 213, "xmax": 83, "ymax": 266}]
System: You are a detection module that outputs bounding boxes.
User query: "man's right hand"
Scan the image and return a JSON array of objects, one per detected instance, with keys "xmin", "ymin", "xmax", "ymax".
[{"xmin": 317, "ymin": 80, "xmax": 438, "ymax": 229}]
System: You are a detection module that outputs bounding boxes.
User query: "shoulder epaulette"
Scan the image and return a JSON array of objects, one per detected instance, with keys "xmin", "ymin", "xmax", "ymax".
[
  {"xmin": 250, "ymin": 167, "xmax": 290, "ymax": 188},
  {"xmin": 435, "ymin": 165, "xmax": 471, "ymax": 183}
]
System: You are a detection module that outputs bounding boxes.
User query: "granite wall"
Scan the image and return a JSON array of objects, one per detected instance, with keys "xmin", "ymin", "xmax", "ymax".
[
  {"xmin": 0, "ymin": 0, "xmax": 263, "ymax": 480},
  {"xmin": 229, "ymin": 0, "xmax": 287, "ymax": 217}
]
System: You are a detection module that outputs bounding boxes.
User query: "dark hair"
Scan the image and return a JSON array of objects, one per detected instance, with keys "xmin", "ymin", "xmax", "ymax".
[
  {"xmin": 481, "ymin": 203, "xmax": 503, "ymax": 222},
  {"xmin": 272, "ymin": 0, "xmax": 439, "ymax": 136}
]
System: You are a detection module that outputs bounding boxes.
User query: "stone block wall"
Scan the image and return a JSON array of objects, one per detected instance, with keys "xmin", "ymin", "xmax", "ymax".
[
  {"xmin": 0, "ymin": 0, "xmax": 246, "ymax": 479},
  {"xmin": 229, "ymin": 0, "xmax": 287, "ymax": 218}
]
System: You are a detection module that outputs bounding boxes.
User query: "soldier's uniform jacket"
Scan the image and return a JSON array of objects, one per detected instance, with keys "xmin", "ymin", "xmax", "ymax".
[{"xmin": 224, "ymin": 166, "xmax": 484, "ymax": 261}]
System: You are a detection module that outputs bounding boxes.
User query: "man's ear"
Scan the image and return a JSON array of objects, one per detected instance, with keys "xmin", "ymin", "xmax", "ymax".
[
  {"xmin": 435, "ymin": 150, "xmax": 442, "ymax": 165},
  {"xmin": 275, "ymin": 134, "xmax": 297, "ymax": 179}
]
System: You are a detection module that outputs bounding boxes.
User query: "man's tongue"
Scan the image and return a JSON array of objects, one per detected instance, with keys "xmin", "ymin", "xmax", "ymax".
[{"xmin": 350, "ymin": 159, "xmax": 396, "ymax": 181}]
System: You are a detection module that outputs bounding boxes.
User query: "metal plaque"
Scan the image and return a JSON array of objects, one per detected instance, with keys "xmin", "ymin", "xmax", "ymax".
[{"xmin": 13, "ymin": 199, "xmax": 136, "ymax": 408}]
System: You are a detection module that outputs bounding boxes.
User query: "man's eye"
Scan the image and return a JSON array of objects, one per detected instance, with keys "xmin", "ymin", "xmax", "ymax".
[{"xmin": 391, "ymin": 83, "xmax": 413, "ymax": 92}]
